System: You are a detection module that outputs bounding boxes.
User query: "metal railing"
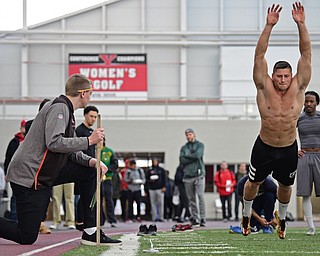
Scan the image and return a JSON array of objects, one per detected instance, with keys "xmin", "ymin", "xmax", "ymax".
[{"xmin": 0, "ymin": 97, "xmax": 260, "ymax": 120}]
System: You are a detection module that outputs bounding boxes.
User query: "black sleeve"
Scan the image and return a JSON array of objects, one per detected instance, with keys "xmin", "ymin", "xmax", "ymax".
[{"xmin": 4, "ymin": 139, "xmax": 19, "ymax": 174}]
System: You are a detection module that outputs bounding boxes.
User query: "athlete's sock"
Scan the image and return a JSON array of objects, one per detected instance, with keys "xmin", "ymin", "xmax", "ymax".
[
  {"xmin": 278, "ymin": 201, "xmax": 289, "ymax": 220},
  {"xmin": 243, "ymin": 198, "xmax": 253, "ymax": 217},
  {"xmin": 84, "ymin": 227, "xmax": 97, "ymax": 235},
  {"xmin": 303, "ymin": 196, "xmax": 315, "ymax": 228}
]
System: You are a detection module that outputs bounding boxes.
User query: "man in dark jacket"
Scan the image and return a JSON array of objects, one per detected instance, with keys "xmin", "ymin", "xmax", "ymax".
[
  {"xmin": 4, "ymin": 119, "xmax": 26, "ymax": 175},
  {"xmin": 145, "ymin": 158, "xmax": 166, "ymax": 222},
  {"xmin": 174, "ymin": 164, "xmax": 191, "ymax": 223},
  {"xmin": 164, "ymin": 170, "xmax": 174, "ymax": 220}
]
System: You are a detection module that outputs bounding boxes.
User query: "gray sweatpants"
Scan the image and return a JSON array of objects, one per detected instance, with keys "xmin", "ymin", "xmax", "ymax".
[
  {"xmin": 183, "ymin": 176, "xmax": 206, "ymax": 221},
  {"xmin": 297, "ymin": 152, "xmax": 320, "ymax": 196},
  {"xmin": 149, "ymin": 189, "xmax": 164, "ymax": 221}
]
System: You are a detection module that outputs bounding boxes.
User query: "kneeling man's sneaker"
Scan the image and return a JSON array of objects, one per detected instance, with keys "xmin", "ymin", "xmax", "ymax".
[
  {"xmin": 250, "ymin": 226, "xmax": 259, "ymax": 235},
  {"xmin": 262, "ymin": 226, "xmax": 273, "ymax": 234},
  {"xmin": 229, "ymin": 225, "xmax": 241, "ymax": 234},
  {"xmin": 81, "ymin": 230, "xmax": 122, "ymax": 246},
  {"xmin": 274, "ymin": 210, "xmax": 286, "ymax": 239},
  {"xmin": 241, "ymin": 216, "xmax": 250, "ymax": 236}
]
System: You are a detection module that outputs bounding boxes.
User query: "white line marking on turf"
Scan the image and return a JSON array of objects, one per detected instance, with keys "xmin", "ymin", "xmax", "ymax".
[
  {"xmin": 17, "ymin": 237, "xmax": 80, "ymax": 256},
  {"xmin": 157, "ymin": 251, "xmax": 320, "ymax": 254},
  {"xmin": 101, "ymin": 233, "xmax": 139, "ymax": 256}
]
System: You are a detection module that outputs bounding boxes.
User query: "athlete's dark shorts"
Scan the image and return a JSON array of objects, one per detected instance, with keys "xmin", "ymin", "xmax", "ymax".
[{"xmin": 248, "ymin": 136, "xmax": 298, "ymax": 186}]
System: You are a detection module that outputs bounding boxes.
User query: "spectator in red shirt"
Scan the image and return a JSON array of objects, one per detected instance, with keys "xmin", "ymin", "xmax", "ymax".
[{"xmin": 214, "ymin": 161, "xmax": 236, "ymax": 222}]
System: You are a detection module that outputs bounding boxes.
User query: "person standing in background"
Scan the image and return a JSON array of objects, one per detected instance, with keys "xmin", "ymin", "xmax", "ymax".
[
  {"xmin": 214, "ymin": 161, "xmax": 236, "ymax": 222},
  {"xmin": 174, "ymin": 164, "xmax": 191, "ymax": 223},
  {"xmin": 50, "ymin": 183, "xmax": 76, "ymax": 230},
  {"xmin": 101, "ymin": 140, "xmax": 119, "ymax": 227},
  {"xmin": 297, "ymin": 91, "xmax": 320, "ymax": 236},
  {"xmin": 179, "ymin": 128, "xmax": 206, "ymax": 227},
  {"xmin": 125, "ymin": 160, "xmax": 145, "ymax": 222},
  {"xmin": 74, "ymin": 105, "xmax": 99, "ymax": 231},
  {"xmin": 145, "ymin": 158, "xmax": 166, "ymax": 222},
  {"xmin": 119, "ymin": 159, "xmax": 131, "ymax": 222},
  {"xmin": 4, "ymin": 120, "xmax": 26, "ymax": 176},
  {"xmin": 112, "ymin": 168, "xmax": 122, "ymax": 210},
  {"xmin": 234, "ymin": 163, "xmax": 248, "ymax": 221},
  {"xmin": 163, "ymin": 170, "xmax": 174, "ymax": 221}
]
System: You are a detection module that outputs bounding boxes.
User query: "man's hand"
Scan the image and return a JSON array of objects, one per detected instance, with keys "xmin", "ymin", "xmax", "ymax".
[
  {"xmin": 269, "ymin": 217, "xmax": 278, "ymax": 229},
  {"xmin": 298, "ymin": 149, "xmax": 305, "ymax": 158},
  {"xmin": 88, "ymin": 128, "xmax": 104, "ymax": 146},
  {"xmin": 89, "ymin": 158, "xmax": 108, "ymax": 180},
  {"xmin": 292, "ymin": 2, "xmax": 305, "ymax": 24},
  {"xmin": 266, "ymin": 4, "xmax": 282, "ymax": 26},
  {"xmin": 258, "ymin": 216, "xmax": 269, "ymax": 227},
  {"xmin": 99, "ymin": 161, "xmax": 108, "ymax": 177}
]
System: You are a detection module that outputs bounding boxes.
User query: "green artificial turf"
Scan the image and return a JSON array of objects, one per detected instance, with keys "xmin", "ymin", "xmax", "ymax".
[
  {"xmin": 62, "ymin": 245, "xmax": 107, "ymax": 256},
  {"xmin": 137, "ymin": 228, "xmax": 320, "ymax": 256},
  {"xmin": 62, "ymin": 228, "xmax": 320, "ymax": 256},
  {"xmin": 62, "ymin": 235, "xmax": 121, "ymax": 256}
]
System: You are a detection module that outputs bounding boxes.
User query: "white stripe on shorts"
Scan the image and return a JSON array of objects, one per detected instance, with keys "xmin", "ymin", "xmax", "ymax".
[{"xmin": 248, "ymin": 162, "xmax": 256, "ymax": 180}]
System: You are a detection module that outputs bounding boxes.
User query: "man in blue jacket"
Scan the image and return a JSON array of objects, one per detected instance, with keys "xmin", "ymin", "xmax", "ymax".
[{"xmin": 238, "ymin": 175, "xmax": 278, "ymax": 234}]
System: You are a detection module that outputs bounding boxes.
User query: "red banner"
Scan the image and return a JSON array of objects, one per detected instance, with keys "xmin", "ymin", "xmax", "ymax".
[{"xmin": 69, "ymin": 53, "xmax": 147, "ymax": 99}]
